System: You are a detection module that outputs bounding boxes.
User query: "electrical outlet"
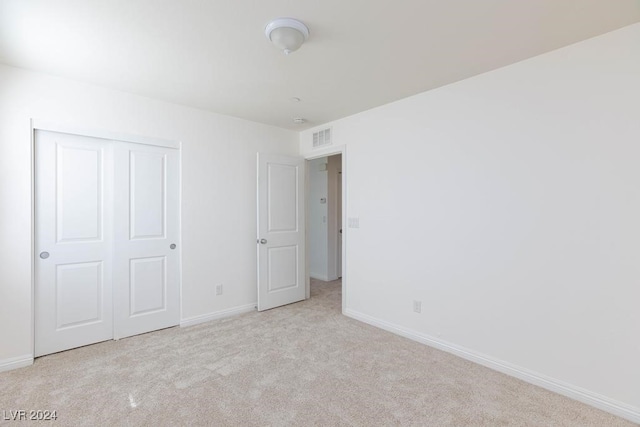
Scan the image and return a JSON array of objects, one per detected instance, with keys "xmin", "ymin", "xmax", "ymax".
[
  {"xmin": 413, "ymin": 300, "xmax": 422, "ymax": 314},
  {"xmin": 216, "ymin": 284, "xmax": 223, "ymax": 296}
]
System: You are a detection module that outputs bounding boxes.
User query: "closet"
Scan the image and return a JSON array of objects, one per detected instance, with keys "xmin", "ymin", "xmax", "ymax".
[{"xmin": 34, "ymin": 129, "xmax": 180, "ymax": 356}]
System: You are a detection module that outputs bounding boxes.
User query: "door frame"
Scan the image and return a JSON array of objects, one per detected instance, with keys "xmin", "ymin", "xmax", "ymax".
[
  {"xmin": 30, "ymin": 119, "xmax": 182, "ymax": 356},
  {"xmin": 304, "ymin": 146, "xmax": 347, "ymax": 314}
]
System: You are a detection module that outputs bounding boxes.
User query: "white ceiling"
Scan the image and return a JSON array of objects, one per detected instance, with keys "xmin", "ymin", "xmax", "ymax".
[{"xmin": 1, "ymin": 1, "xmax": 639, "ymax": 130}]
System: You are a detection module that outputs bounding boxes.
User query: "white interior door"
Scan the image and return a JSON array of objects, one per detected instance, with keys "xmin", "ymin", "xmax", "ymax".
[
  {"xmin": 113, "ymin": 142, "xmax": 180, "ymax": 339},
  {"xmin": 35, "ymin": 131, "xmax": 114, "ymax": 356},
  {"xmin": 257, "ymin": 153, "xmax": 305, "ymax": 311}
]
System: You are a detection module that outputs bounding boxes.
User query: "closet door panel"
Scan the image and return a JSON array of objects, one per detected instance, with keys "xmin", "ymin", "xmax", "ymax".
[
  {"xmin": 34, "ymin": 131, "xmax": 114, "ymax": 357},
  {"xmin": 113, "ymin": 142, "xmax": 180, "ymax": 339}
]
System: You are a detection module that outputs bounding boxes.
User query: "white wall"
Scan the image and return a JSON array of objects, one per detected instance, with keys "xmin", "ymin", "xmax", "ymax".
[
  {"xmin": 308, "ymin": 157, "xmax": 329, "ymax": 280},
  {"xmin": 300, "ymin": 24, "xmax": 640, "ymax": 419},
  {"xmin": 0, "ymin": 64, "xmax": 298, "ymax": 365}
]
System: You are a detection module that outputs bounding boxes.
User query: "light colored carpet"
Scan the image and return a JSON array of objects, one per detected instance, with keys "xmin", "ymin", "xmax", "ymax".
[{"xmin": 0, "ymin": 279, "xmax": 634, "ymax": 426}]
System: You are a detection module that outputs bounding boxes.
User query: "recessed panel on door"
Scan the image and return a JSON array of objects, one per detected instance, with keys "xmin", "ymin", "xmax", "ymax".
[
  {"xmin": 130, "ymin": 256, "xmax": 166, "ymax": 316},
  {"xmin": 268, "ymin": 163, "xmax": 298, "ymax": 232},
  {"xmin": 130, "ymin": 150, "xmax": 166, "ymax": 240},
  {"xmin": 268, "ymin": 246, "xmax": 298, "ymax": 292},
  {"xmin": 56, "ymin": 262, "xmax": 103, "ymax": 329},
  {"xmin": 57, "ymin": 145, "xmax": 102, "ymax": 242}
]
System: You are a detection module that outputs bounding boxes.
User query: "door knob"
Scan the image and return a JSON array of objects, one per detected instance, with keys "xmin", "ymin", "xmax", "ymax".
[
  {"xmin": 39, "ymin": 251, "xmax": 50, "ymax": 259},
  {"xmin": 170, "ymin": 244, "xmax": 176, "ymax": 250},
  {"xmin": 259, "ymin": 239, "xmax": 267, "ymax": 244}
]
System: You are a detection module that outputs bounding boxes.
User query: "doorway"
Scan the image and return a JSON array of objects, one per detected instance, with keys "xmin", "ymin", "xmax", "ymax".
[{"xmin": 307, "ymin": 153, "xmax": 343, "ymax": 299}]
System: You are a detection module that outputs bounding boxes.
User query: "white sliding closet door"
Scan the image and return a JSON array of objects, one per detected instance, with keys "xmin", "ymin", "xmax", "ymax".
[
  {"xmin": 35, "ymin": 130, "xmax": 180, "ymax": 356},
  {"xmin": 35, "ymin": 131, "xmax": 114, "ymax": 357},
  {"xmin": 113, "ymin": 142, "xmax": 180, "ymax": 339}
]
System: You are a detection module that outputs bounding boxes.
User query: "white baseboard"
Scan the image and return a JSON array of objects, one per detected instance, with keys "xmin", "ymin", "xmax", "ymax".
[
  {"xmin": 344, "ymin": 309, "xmax": 640, "ymax": 424},
  {"xmin": 310, "ymin": 273, "xmax": 330, "ymax": 281},
  {"xmin": 310, "ymin": 273, "xmax": 339, "ymax": 282},
  {"xmin": 180, "ymin": 303, "xmax": 256, "ymax": 328},
  {"xmin": 0, "ymin": 355, "xmax": 34, "ymax": 373}
]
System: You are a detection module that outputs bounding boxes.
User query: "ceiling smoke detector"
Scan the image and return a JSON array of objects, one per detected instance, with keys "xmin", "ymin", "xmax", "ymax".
[{"xmin": 265, "ymin": 18, "xmax": 309, "ymax": 55}]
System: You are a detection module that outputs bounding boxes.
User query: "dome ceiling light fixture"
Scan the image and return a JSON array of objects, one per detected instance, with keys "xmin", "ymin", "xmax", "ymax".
[{"xmin": 265, "ymin": 18, "xmax": 309, "ymax": 55}]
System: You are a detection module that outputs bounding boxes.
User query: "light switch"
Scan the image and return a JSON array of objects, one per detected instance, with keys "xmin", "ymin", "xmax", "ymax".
[{"xmin": 348, "ymin": 217, "xmax": 360, "ymax": 228}]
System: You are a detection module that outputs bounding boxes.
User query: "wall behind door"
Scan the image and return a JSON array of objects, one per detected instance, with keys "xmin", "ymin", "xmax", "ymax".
[
  {"xmin": 0, "ymin": 64, "xmax": 298, "ymax": 366},
  {"xmin": 308, "ymin": 157, "xmax": 329, "ymax": 280}
]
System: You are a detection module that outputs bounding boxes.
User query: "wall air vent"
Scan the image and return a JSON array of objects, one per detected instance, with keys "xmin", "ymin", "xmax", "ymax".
[{"xmin": 312, "ymin": 127, "xmax": 332, "ymax": 149}]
